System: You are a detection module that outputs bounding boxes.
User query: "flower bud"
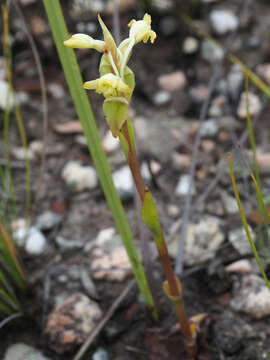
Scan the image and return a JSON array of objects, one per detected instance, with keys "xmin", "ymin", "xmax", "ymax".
[{"xmin": 64, "ymin": 34, "xmax": 105, "ymax": 52}]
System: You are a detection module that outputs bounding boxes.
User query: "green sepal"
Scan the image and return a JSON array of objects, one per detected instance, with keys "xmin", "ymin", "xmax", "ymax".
[
  {"xmin": 99, "ymin": 54, "xmax": 112, "ymax": 77},
  {"xmin": 103, "ymin": 100, "xmax": 128, "ymax": 137},
  {"xmin": 141, "ymin": 189, "xmax": 163, "ymax": 248},
  {"xmin": 98, "ymin": 15, "xmax": 118, "ymax": 66},
  {"xmin": 123, "ymin": 67, "xmax": 135, "ymax": 101}
]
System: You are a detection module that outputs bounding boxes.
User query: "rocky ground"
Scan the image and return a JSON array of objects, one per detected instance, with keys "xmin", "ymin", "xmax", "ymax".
[{"xmin": 2, "ymin": 0, "xmax": 270, "ymax": 359}]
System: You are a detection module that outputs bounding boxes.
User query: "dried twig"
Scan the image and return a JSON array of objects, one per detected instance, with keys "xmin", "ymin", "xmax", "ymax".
[{"xmin": 0, "ymin": 312, "xmax": 23, "ymax": 329}]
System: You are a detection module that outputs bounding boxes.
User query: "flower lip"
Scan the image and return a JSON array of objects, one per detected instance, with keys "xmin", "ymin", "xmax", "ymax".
[
  {"xmin": 128, "ymin": 13, "xmax": 156, "ymax": 44},
  {"xmin": 84, "ymin": 73, "xmax": 132, "ymax": 99},
  {"xmin": 64, "ymin": 33, "xmax": 106, "ymax": 52}
]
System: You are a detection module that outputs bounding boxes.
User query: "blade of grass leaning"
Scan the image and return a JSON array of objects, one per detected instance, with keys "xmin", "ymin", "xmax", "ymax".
[
  {"xmin": 244, "ymin": 72, "xmax": 270, "ymax": 253},
  {"xmin": 2, "ymin": 4, "xmax": 31, "ymax": 213},
  {"xmin": 0, "ymin": 301, "xmax": 13, "ymax": 315},
  {"xmin": 0, "ymin": 221, "xmax": 26, "ymax": 287},
  {"xmin": 228, "ymin": 154, "xmax": 270, "ymax": 290},
  {"xmin": 42, "ymin": 0, "xmax": 156, "ymax": 317},
  {"xmin": 181, "ymin": 13, "xmax": 270, "ymax": 100},
  {"xmin": 244, "ymin": 71, "xmax": 265, "ymax": 251},
  {"xmin": 2, "ymin": 5, "xmax": 16, "ymax": 210}
]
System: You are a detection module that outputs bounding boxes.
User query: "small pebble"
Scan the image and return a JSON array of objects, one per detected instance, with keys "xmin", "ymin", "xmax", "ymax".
[
  {"xmin": 35, "ymin": 211, "xmax": 63, "ymax": 231},
  {"xmin": 201, "ymin": 40, "xmax": 224, "ymax": 63},
  {"xmin": 4, "ymin": 344, "xmax": 50, "ymax": 360},
  {"xmin": 92, "ymin": 348, "xmax": 109, "ymax": 360},
  {"xmin": 189, "ymin": 84, "xmax": 209, "ymax": 104},
  {"xmin": 167, "ymin": 204, "xmax": 180, "ymax": 218},
  {"xmin": 0, "ymin": 80, "xmax": 14, "ymax": 110},
  {"xmin": 220, "ymin": 191, "xmax": 238, "ymax": 215},
  {"xmin": 175, "ymin": 174, "xmax": 195, "ymax": 196},
  {"xmin": 25, "ymin": 227, "xmax": 47, "ymax": 255},
  {"xmin": 230, "ymin": 274, "xmax": 270, "ymax": 319},
  {"xmin": 228, "ymin": 226, "xmax": 254, "ymax": 255},
  {"xmin": 227, "ymin": 66, "xmax": 244, "ymax": 101},
  {"xmin": 152, "ymin": 0, "xmax": 174, "ymax": 11},
  {"xmin": 102, "ymin": 130, "xmax": 120, "ymax": 154},
  {"xmin": 237, "ymin": 92, "xmax": 262, "ymax": 119},
  {"xmin": 172, "ymin": 152, "xmax": 191, "ymax": 170},
  {"xmin": 48, "ymin": 83, "xmax": 65, "ymax": 99},
  {"xmin": 200, "ymin": 119, "xmax": 219, "ymax": 137},
  {"xmin": 46, "ymin": 293, "xmax": 102, "ymax": 354},
  {"xmin": 62, "ymin": 161, "xmax": 98, "ymax": 192},
  {"xmin": 210, "ymin": 10, "xmax": 239, "ymax": 35},
  {"xmin": 256, "ymin": 63, "xmax": 270, "ymax": 86},
  {"xmin": 225, "ymin": 259, "xmax": 252, "ymax": 274},
  {"xmin": 112, "ymin": 166, "xmax": 133, "ymax": 200},
  {"xmin": 182, "ymin": 37, "xmax": 199, "ymax": 55},
  {"xmin": 152, "ymin": 90, "xmax": 172, "ymax": 106},
  {"xmin": 158, "ymin": 71, "xmax": 187, "ymax": 92},
  {"xmin": 201, "ymin": 139, "xmax": 215, "ymax": 153}
]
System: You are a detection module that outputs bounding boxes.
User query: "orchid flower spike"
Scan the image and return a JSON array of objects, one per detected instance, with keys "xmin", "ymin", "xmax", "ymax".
[
  {"xmin": 64, "ymin": 34, "xmax": 106, "ymax": 52},
  {"xmin": 83, "ymin": 73, "xmax": 132, "ymax": 99}
]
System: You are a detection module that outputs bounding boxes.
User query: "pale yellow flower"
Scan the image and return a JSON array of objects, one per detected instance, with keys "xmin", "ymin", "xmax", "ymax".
[
  {"xmin": 128, "ymin": 14, "xmax": 156, "ymax": 44},
  {"xmin": 83, "ymin": 73, "xmax": 132, "ymax": 98},
  {"xmin": 64, "ymin": 34, "xmax": 105, "ymax": 52}
]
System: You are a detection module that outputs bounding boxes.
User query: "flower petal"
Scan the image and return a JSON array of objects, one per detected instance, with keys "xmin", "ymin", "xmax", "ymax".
[
  {"xmin": 84, "ymin": 74, "xmax": 132, "ymax": 99},
  {"xmin": 128, "ymin": 13, "xmax": 156, "ymax": 45}
]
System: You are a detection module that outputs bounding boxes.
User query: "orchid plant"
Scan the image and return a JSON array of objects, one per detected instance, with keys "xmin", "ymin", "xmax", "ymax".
[
  {"xmin": 64, "ymin": 14, "xmax": 197, "ymax": 358},
  {"xmin": 64, "ymin": 14, "xmax": 155, "ymax": 137}
]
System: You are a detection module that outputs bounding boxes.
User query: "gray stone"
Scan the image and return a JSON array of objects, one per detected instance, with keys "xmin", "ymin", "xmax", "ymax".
[
  {"xmin": 92, "ymin": 348, "xmax": 109, "ymax": 360},
  {"xmin": 35, "ymin": 211, "xmax": 63, "ymax": 231},
  {"xmin": 175, "ymin": 175, "xmax": 195, "ymax": 196},
  {"xmin": 14, "ymin": 226, "xmax": 47, "ymax": 255},
  {"xmin": 4, "ymin": 343, "xmax": 50, "ymax": 360},
  {"xmin": 237, "ymin": 92, "xmax": 262, "ymax": 119},
  {"xmin": 102, "ymin": 130, "xmax": 120, "ymax": 154},
  {"xmin": 152, "ymin": 0, "xmax": 173, "ymax": 11},
  {"xmin": 220, "ymin": 190, "xmax": 238, "ymax": 215},
  {"xmin": 46, "ymin": 293, "xmax": 103, "ymax": 354},
  {"xmin": 152, "ymin": 90, "xmax": 172, "ymax": 106},
  {"xmin": 168, "ymin": 216, "xmax": 225, "ymax": 265},
  {"xmin": 256, "ymin": 63, "xmax": 270, "ymax": 86},
  {"xmin": 228, "ymin": 226, "xmax": 254, "ymax": 255},
  {"xmin": 200, "ymin": 119, "xmax": 219, "ymax": 137},
  {"xmin": 55, "ymin": 236, "xmax": 84, "ymax": 251},
  {"xmin": 134, "ymin": 116, "xmax": 189, "ymax": 163},
  {"xmin": 189, "ymin": 84, "xmax": 209, "ymax": 104},
  {"xmin": 62, "ymin": 161, "xmax": 98, "ymax": 192},
  {"xmin": 201, "ymin": 40, "xmax": 224, "ymax": 63},
  {"xmin": 210, "ymin": 10, "xmax": 239, "ymax": 35},
  {"xmin": 230, "ymin": 274, "xmax": 270, "ymax": 319},
  {"xmin": 0, "ymin": 80, "xmax": 14, "ymax": 110},
  {"xmin": 227, "ymin": 66, "xmax": 244, "ymax": 101},
  {"xmin": 182, "ymin": 37, "xmax": 199, "ymax": 55},
  {"xmin": 112, "ymin": 166, "xmax": 133, "ymax": 201}
]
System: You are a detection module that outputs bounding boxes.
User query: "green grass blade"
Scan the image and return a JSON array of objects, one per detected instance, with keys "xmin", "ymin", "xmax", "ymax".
[
  {"xmin": 0, "ymin": 301, "xmax": 13, "ymax": 315},
  {"xmin": 42, "ymin": 0, "xmax": 156, "ymax": 317},
  {"xmin": 228, "ymin": 154, "xmax": 270, "ymax": 290}
]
